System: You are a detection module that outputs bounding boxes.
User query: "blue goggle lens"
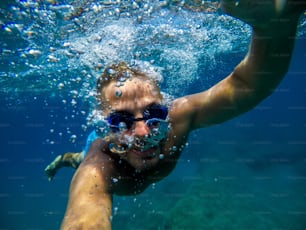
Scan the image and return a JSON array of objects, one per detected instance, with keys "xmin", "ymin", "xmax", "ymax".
[{"xmin": 107, "ymin": 104, "xmax": 168, "ymax": 132}]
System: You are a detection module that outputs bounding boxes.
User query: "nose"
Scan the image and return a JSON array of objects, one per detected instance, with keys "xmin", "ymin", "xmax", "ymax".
[{"xmin": 134, "ymin": 120, "xmax": 150, "ymax": 137}]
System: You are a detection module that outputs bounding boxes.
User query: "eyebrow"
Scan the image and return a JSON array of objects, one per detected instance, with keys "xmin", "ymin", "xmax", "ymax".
[{"xmin": 111, "ymin": 103, "xmax": 160, "ymax": 115}]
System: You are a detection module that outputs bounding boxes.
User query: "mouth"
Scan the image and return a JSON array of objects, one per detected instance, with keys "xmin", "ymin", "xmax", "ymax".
[{"xmin": 131, "ymin": 145, "xmax": 159, "ymax": 159}]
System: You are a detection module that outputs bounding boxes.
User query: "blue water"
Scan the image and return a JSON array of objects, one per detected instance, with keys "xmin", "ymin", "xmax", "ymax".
[{"xmin": 1, "ymin": 1, "xmax": 306, "ymax": 229}]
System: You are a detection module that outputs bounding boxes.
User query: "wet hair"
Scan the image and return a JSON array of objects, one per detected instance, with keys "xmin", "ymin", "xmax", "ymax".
[{"xmin": 96, "ymin": 62, "xmax": 161, "ymax": 109}]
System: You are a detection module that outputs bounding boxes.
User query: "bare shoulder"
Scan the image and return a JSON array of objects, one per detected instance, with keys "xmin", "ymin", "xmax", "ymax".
[
  {"xmin": 169, "ymin": 91, "xmax": 212, "ymax": 131},
  {"xmin": 170, "ymin": 96, "xmax": 195, "ymax": 124}
]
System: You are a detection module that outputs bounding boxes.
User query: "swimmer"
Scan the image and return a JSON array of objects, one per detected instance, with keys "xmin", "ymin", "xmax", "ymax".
[{"xmin": 55, "ymin": 1, "xmax": 306, "ymax": 229}]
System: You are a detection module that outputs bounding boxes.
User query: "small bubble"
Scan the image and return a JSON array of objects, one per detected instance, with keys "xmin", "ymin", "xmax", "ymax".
[
  {"xmin": 159, "ymin": 154, "xmax": 164, "ymax": 159},
  {"xmin": 58, "ymin": 83, "xmax": 64, "ymax": 89},
  {"xmin": 112, "ymin": 178, "xmax": 119, "ymax": 183},
  {"xmin": 118, "ymin": 122, "xmax": 127, "ymax": 131},
  {"xmin": 70, "ymin": 90, "xmax": 78, "ymax": 97},
  {"xmin": 71, "ymin": 99, "xmax": 77, "ymax": 106},
  {"xmin": 28, "ymin": 49, "xmax": 42, "ymax": 57},
  {"xmin": 63, "ymin": 42, "xmax": 71, "ymax": 47},
  {"xmin": 48, "ymin": 55, "xmax": 59, "ymax": 62},
  {"xmin": 108, "ymin": 68, "xmax": 116, "ymax": 75},
  {"xmin": 109, "ymin": 143, "xmax": 115, "ymax": 149},
  {"xmin": 115, "ymin": 89, "xmax": 122, "ymax": 97},
  {"xmin": 70, "ymin": 134, "xmax": 77, "ymax": 143},
  {"xmin": 4, "ymin": 27, "xmax": 12, "ymax": 33}
]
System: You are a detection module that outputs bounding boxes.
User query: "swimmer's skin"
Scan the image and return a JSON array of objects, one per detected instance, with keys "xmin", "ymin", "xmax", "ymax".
[
  {"xmin": 60, "ymin": 1, "xmax": 306, "ymax": 229},
  {"xmin": 45, "ymin": 152, "xmax": 84, "ymax": 181}
]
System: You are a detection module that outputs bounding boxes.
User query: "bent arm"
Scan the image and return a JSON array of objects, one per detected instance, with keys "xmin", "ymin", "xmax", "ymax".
[
  {"xmin": 172, "ymin": 2, "xmax": 305, "ymax": 130},
  {"xmin": 61, "ymin": 140, "xmax": 113, "ymax": 230}
]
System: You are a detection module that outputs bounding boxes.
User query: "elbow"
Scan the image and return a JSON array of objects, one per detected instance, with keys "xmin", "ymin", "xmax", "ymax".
[{"xmin": 230, "ymin": 72, "xmax": 276, "ymax": 113}]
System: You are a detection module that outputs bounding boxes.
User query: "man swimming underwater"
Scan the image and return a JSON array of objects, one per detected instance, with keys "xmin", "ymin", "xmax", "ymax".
[{"xmin": 45, "ymin": 1, "xmax": 306, "ymax": 229}]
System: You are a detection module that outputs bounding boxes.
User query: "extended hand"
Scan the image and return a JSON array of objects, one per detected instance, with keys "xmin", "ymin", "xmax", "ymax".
[
  {"xmin": 45, "ymin": 155, "xmax": 63, "ymax": 181},
  {"xmin": 221, "ymin": 0, "xmax": 306, "ymax": 31}
]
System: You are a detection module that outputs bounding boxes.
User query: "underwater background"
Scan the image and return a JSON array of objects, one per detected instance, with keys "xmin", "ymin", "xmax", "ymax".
[{"xmin": 1, "ymin": 0, "xmax": 306, "ymax": 229}]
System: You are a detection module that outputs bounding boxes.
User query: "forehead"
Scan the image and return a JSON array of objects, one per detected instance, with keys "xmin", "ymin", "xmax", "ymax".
[{"xmin": 102, "ymin": 77, "xmax": 162, "ymax": 112}]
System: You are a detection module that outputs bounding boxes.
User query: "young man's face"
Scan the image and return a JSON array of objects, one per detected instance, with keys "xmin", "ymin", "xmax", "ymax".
[{"xmin": 102, "ymin": 77, "xmax": 166, "ymax": 171}]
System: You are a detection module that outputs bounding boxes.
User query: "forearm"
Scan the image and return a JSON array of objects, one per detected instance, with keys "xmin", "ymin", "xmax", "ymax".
[
  {"xmin": 61, "ymin": 151, "xmax": 84, "ymax": 168},
  {"xmin": 61, "ymin": 203, "xmax": 112, "ymax": 230},
  {"xmin": 61, "ymin": 153, "xmax": 113, "ymax": 230},
  {"xmin": 61, "ymin": 198, "xmax": 112, "ymax": 230},
  {"xmin": 233, "ymin": 14, "xmax": 301, "ymax": 101}
]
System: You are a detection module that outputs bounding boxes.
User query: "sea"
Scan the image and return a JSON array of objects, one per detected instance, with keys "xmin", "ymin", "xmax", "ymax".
[{"xmin": 1, "ymin": 0, "xmax": 306, "ymax": 229}]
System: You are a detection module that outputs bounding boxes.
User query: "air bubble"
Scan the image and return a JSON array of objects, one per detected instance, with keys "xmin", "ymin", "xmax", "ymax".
[
  {"xmin": 112, "ymin": 177, "xmax": 119, "ymax": 183},
  {"xmin": 58, "ymin": 83, "xmax": 64, "ymax": 89},
  {"xmin": 109, "ymin": 143, "xmax": 115, "ymax": 149},
  {"xmin": 70, "ymin": 134, "xmax": 77, "ymax": 143},
  {"xmin": 28, "ymin": 49, "xmax": 42, "ymax": 57},
  {"xmin": 115, "ymin": 89, "xmax": 122, "ymax": 97},
  {"xmin": 48, "ymin": 55, "xmax": 59, "ymax": 62},
  {"xmin": 4, "ymin": 27, "xmax": 12, "ymax": 33},
  {"xmin": 63, "ymin": 42, "xmax": 71, "ymax": 47},
  {"xmin": 70, "ymin": 90, "xmax": 78, "ymax": 97},
  {"xmin": 71, "ymin": 99, "xmax": 77, "ymax": 106},
  {"xmin": 118, "ymin": 122, "xmax": 127, "ymax": 131},
  {"xmin": 108, "ymin": 68, "xmax": 116, "ymax": 75}
]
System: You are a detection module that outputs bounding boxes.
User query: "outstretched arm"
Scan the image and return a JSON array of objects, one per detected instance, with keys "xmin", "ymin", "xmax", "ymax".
[
  {"xmin": 45, "ymin": 151, "xmax": 84, "ymax": 181},
  {"xmin": 171, "ymin": 0, "xmax": 306, "ymax": 130},
  {"xmin": 60, "ymin": 139, "xmax": 114, "ymax": 230}
]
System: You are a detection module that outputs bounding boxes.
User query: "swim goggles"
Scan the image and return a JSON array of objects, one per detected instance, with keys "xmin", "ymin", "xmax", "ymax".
[{"xmin": 107, "ymin": 104, "xmax": 168, "ymax": 132}]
